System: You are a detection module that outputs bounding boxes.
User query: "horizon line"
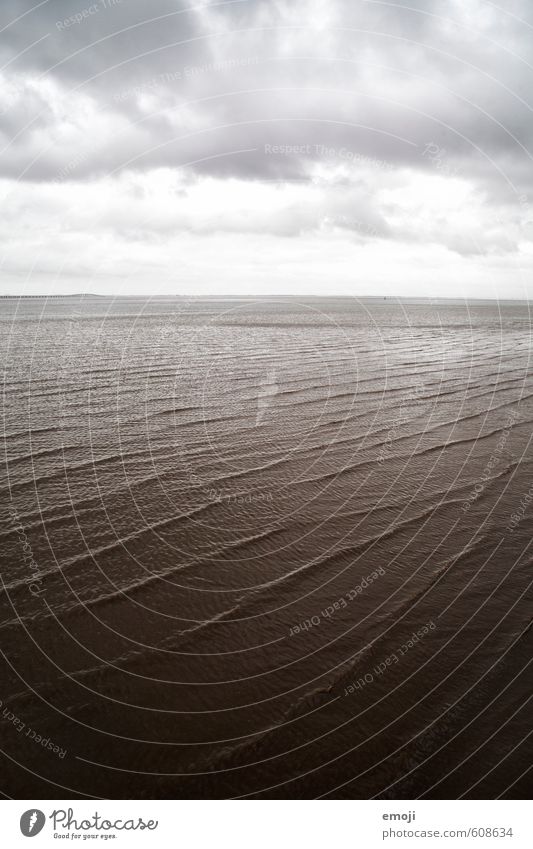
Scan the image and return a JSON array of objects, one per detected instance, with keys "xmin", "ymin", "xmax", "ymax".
[{"xmin": 1, "ymin": 293, "xmax": 532, "ymax": 303}]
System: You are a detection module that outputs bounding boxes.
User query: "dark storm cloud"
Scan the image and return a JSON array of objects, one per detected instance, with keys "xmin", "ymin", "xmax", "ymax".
[
  {"xmin": 0, "ymin": 0, "xmax": 533, "ymax": 189},
  {"xmin": 0, "ymin": 0, "xmax": 532, "ymax": 207},
  {"xmin": 0, "ymin": 0, "xmax": 204, "ymax": 80}
]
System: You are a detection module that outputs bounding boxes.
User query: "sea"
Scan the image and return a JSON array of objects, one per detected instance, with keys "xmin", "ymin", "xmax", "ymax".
[{"xmin": 0, "ymin": 295, "xmax": 531, "ymax": 798}]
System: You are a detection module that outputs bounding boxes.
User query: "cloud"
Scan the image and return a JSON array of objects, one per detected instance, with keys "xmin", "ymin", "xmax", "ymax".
[{"xmin": 0, "ymin": 0, "xmax": 532, "ymax": 294}]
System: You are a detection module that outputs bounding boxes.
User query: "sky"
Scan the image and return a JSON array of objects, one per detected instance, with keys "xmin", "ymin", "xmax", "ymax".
[{"xmin": 0, "ymin": 0, "xmax": 532, "ymax": 298}]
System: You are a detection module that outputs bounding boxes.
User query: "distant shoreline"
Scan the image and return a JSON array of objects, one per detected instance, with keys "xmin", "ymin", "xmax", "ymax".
[{"xmin": 1, "ymin": 294, "xmax": 531, "ymax": 306}]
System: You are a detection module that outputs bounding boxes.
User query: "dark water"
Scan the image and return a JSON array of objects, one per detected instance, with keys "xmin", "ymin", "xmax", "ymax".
[{"xmin": 1, "ymin": 296, "xmax": 532, "ymax": 799}]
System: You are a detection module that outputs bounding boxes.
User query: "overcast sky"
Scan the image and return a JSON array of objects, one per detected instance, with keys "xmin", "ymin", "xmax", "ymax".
[{"xmin": 1, "ymin": 0, "xmax": 532, "ymax": 297}]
